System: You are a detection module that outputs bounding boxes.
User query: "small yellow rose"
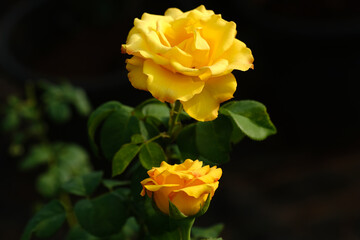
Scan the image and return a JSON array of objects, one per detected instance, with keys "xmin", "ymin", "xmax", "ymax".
[
  {"xmin": 140, "ymin": 159, "xmax": 222, "ymax": 216},
  {"xmin": 122, "ymin": 5, "xmax": 254, "ymax": 121}
]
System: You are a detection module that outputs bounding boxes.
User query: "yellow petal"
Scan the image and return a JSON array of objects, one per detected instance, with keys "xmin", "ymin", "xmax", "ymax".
[
  {"xmin": 182, "ymin": 73, "xmax": 237, "ymax": 121},
  {"xmin": 143, "ymin": 60, "xmax": 204, "ymax": 103},
  {"xmin": 194, "ymin": 5, "xmax": 215, "ymax": 16},
  {"xmin": 144, "ymin": 184, "xmax": 180, "ymax": 192},
  {"xmin": 201, "ymin": 14, "xmax": 237, "ymax": 62},
  {"xmin": 125, "ymin": 57, "xmax": 148, "ymax": 90},
  {"xmin": 222, "ymin": 39, "xmax": 254, "ymax": 71},
  {"xmin": 164, "ymin": 7, "xmax": 183, "ymax": 19},
  {"xmin": 170, "ymin": 191, "xmax": 207, "ymax": 216},
  {"xmin": 153, "ymin": 185, "xmax": 180, "ymax": 214},
  {"xmin": 203, "ymin": 59, "xmax": 229, "ymax": 76},
  {"xmin": 174, "ymin": 182, "xmax": 219, "ymax": 198},
  {"xmin": 123, "ymin": 32, "xmax": 169, "ymax": 65},
  {"xmin": 163, "ymin": 46, "xmax": 193, "ymax": 68}
]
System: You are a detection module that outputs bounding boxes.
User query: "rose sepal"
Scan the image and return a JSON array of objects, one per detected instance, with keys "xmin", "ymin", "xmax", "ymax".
[
  {"xmin": 193, "ymin": 193, "xmax": 211, "ymax": 218},
  {"xmin": 168, "ymin": 200, "xmax": 195, "ymax": 240}
]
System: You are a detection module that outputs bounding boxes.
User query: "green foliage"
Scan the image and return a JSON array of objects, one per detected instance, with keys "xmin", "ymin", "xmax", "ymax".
[
  {"xmin": 139, "ymin": 142, "xmax": 167, "ymax": 170},
  {"xmin": 17, "ymin": 86, "xmax": 277, "ymax": 240},
  {"xmin": 135, "ymin": 98, "xmax": 170, "ymax": 126},
  {"xmin": 112, "ymin": 144, "xmax": 141, "ymax": 177},
  {"xmin": 41, "ymin": 81, "xmax": 92, "ymax": 123},
  {"xmin": 220, "ymin": 100, "xmax": 277, "ymax": 140},
  {"xmin": 176, "ymin": 116, "xmax": 233, "ymax": 166},
  {"xmin": 21, "ymin": 200, "xmax": 66, "ymax": 240},
  {"xmin": 87, "ymin": 101, "xmax": 133, "ymax": 156},
  {"xmin": 62, "ymin": 171, "xmax": 103, "ymax": 197},
  {"xmin": 74, "ymin": 189, "xmax": 130, "ymax": 237},
  {"xmin": 19, "ymin": 144, "xmax": 53, "ymax": 170},
  {"xmin": 192, "ymin": 223, "xmax": 224, "ymax": 239},
  {"xmin": 102, "ymin": 179, "xmax": 131, "ymax": 191},
  {"xmin": 33, "ymin": 143, "xmax": 92, "ymax": 198},
  {"xmin": 100, "ymin": 112, "xmax": 140, "ymax": 160}
]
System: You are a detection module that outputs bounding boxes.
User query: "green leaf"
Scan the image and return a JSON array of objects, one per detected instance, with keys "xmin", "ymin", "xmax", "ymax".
[
  {"xmin": 62, "ymin": 171, "xmax": 103, "ymax": 197},
  {"xmin": 195, "ymin": 115, "xmax": 232, "ymax": 165},
  {"xmin": 192, "ymin": 223, "xmax": 224, "ymax": 239},
  {"xmin": 176, "ymin": 124, "xmax": 199, "ymax": 161},
  {"xmin": 21, "ymin": 200, "xmax": 66, "ymax": 240},
  {"xmin": 221, "ymin": 100, "xmax": 277, "ymax": 140},
  {"xmin": 112, "ymin": 144, "xmax": 141, "ymax": 177},
  {"xmin": 74, "ymin": 189, "xmax": 129, "ymax": 237},
  {"xmin": 19, "ymin": 144, "xmax": 53, "ymax": 170},
  {"xmin": 140, "ymin": 99, "xmax": 170, "ymax": 126},
  {"xmin": 100, "ymin": 112, "xmax": 140, "ymax": 160},
  {"xmin": 102, "ymin": 179, "xmax": 131, "ymax": 190},
  {"xmin": 131, "ymin": 134, "xmax": 145, "ymax": 144},
  {"xmin": 139, "ymin": 142, "xmax": 167, "ymax": 170},
  {"xmin": 87, "ymin": 101, "xmax": 132, "ymax": 155},
  {"xmin": 66, "ymin": 225, "xmax": 99, "ymax": 240}
]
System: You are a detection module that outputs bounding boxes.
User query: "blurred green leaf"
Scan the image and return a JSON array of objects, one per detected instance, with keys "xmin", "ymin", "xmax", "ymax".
[
  {"xmin": 112, "ymin": 143, "xmax": 140, "ymax": 177},
  {"xmin": 73, "ymin": 88, "xmax": 92, "ymax": 116},
  {"xmin": 139, "ymin": 142, "xmax": 166, "ymax": 170},
  {"xmin": 102, "ymin": 179, "xmax": 131, "ymax": 190},
  {"xmin": 221, "ymin": 100, "xmax": 277, "ymax": 140},
  {"xmin": 21, "ymin": 200, "xmax": 66, "ymax": 240},
  {"xmin": 2, "ymin": 110, "xmax": 19, "ymax": 131},
  {"xmin": 62, "ymin": 171, "xmax": 103, "ymax": 197},
  {"xmin": 131, "ymin": 134, "xmax": 145, "ymax": 144},
  {"xmin": 46, "ymin": 101, "xmax": 71, "ymax": 124},
  {"xmin": 74, "ymin": 189, "xmax": 129, "ymax": 237},
  {"xmin": 36, "ymin": 166, "xmax": 61, "ymax": 198},
  {"xmin": 66, "ymin": 225, "xmax": 99, "ymax": 240},
  {"xmin": 56, "ymin": 143, "xmax": 92, "ymax": 178},
  {"xmin": 20, "ymin": 144, "xmax": 53, "ymax": 170},
  {"xmin": 88, "ymin": 101, "xmax": 132, "ymax": 155},
  {"xmin": 192, "ymin": 223, "xmax": 224, "ymax": 239},
  {"xmin": 100, "ymin": 112, "xmax": 140, "ymax": 160}
]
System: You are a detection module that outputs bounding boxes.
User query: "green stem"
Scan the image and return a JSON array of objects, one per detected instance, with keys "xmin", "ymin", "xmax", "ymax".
[
  {"xmin": 60, "ymin": 192, "xmax": 77, "ymax": 228},
  {"xmin": 171, "ymin": 217, "xmax": 195, "ymax": 240},
  {"xmin": 168, "ymin": 100, "xmax": 183, "ymax": 138}
]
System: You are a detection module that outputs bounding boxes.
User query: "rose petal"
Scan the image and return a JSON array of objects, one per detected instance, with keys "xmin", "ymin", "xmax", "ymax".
[
  {"xmin": 222, "ymin": 39, "xmax": 254, "ymax": 71},
  {"xmin": 170, "ymin": 191, "xmax": 207, "ymax": 216},
  {"xmin": 201, "ymin": 14, "xmax": 237, "ymax": 62},
  {"xmin": 182, "ymin": 73, "xmax": 237, "ymax": 121},
  {"xmin": 125, "ymin": 57, "xmax": 148, "ymax": 90},
  {"xmin": 164, "ymin": 7, "xmax": 183, "ymax": 19},
  {"xmin": 174, "ymin": 182, "xmax": 219, "ymax": 198},
  {"xmin": 143, "ymin": 60, "xmax": 204, "ymax": 102}
]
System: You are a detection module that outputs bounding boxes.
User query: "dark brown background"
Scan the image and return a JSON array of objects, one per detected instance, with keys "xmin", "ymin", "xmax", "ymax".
[{"xmin": 1, "ymin": 0, "xmax": 360, "ymax": 239}]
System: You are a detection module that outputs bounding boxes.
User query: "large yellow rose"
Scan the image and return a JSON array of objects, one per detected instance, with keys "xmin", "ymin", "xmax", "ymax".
[
  {"xmin": 140, "ymin": 159, "xmax": 222, "ymax": 216},
  {"xmin": 122, "ymin": 5, "xmax": 254, "ymax": 121}
]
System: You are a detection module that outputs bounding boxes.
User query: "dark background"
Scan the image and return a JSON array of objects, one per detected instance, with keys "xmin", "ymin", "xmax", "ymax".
[{"xmin": 1, "ymin": 0, "xmax": 360, "ymax": 239}]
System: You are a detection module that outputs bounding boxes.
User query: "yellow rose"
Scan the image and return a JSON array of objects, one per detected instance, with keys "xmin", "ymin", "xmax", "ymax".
[
  {"xmin": 140, "ymin": 159, "xmax": 222, "ymax": 216},
  {"xmin": 122, "ymin": 5, "xmax": 254, "ymax": 121}
]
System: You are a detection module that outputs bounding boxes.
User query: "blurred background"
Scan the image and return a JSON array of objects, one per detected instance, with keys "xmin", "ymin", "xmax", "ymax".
[{"xmin": 1, "ymin": 0, "xmax": 360, "ymax": 239}]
